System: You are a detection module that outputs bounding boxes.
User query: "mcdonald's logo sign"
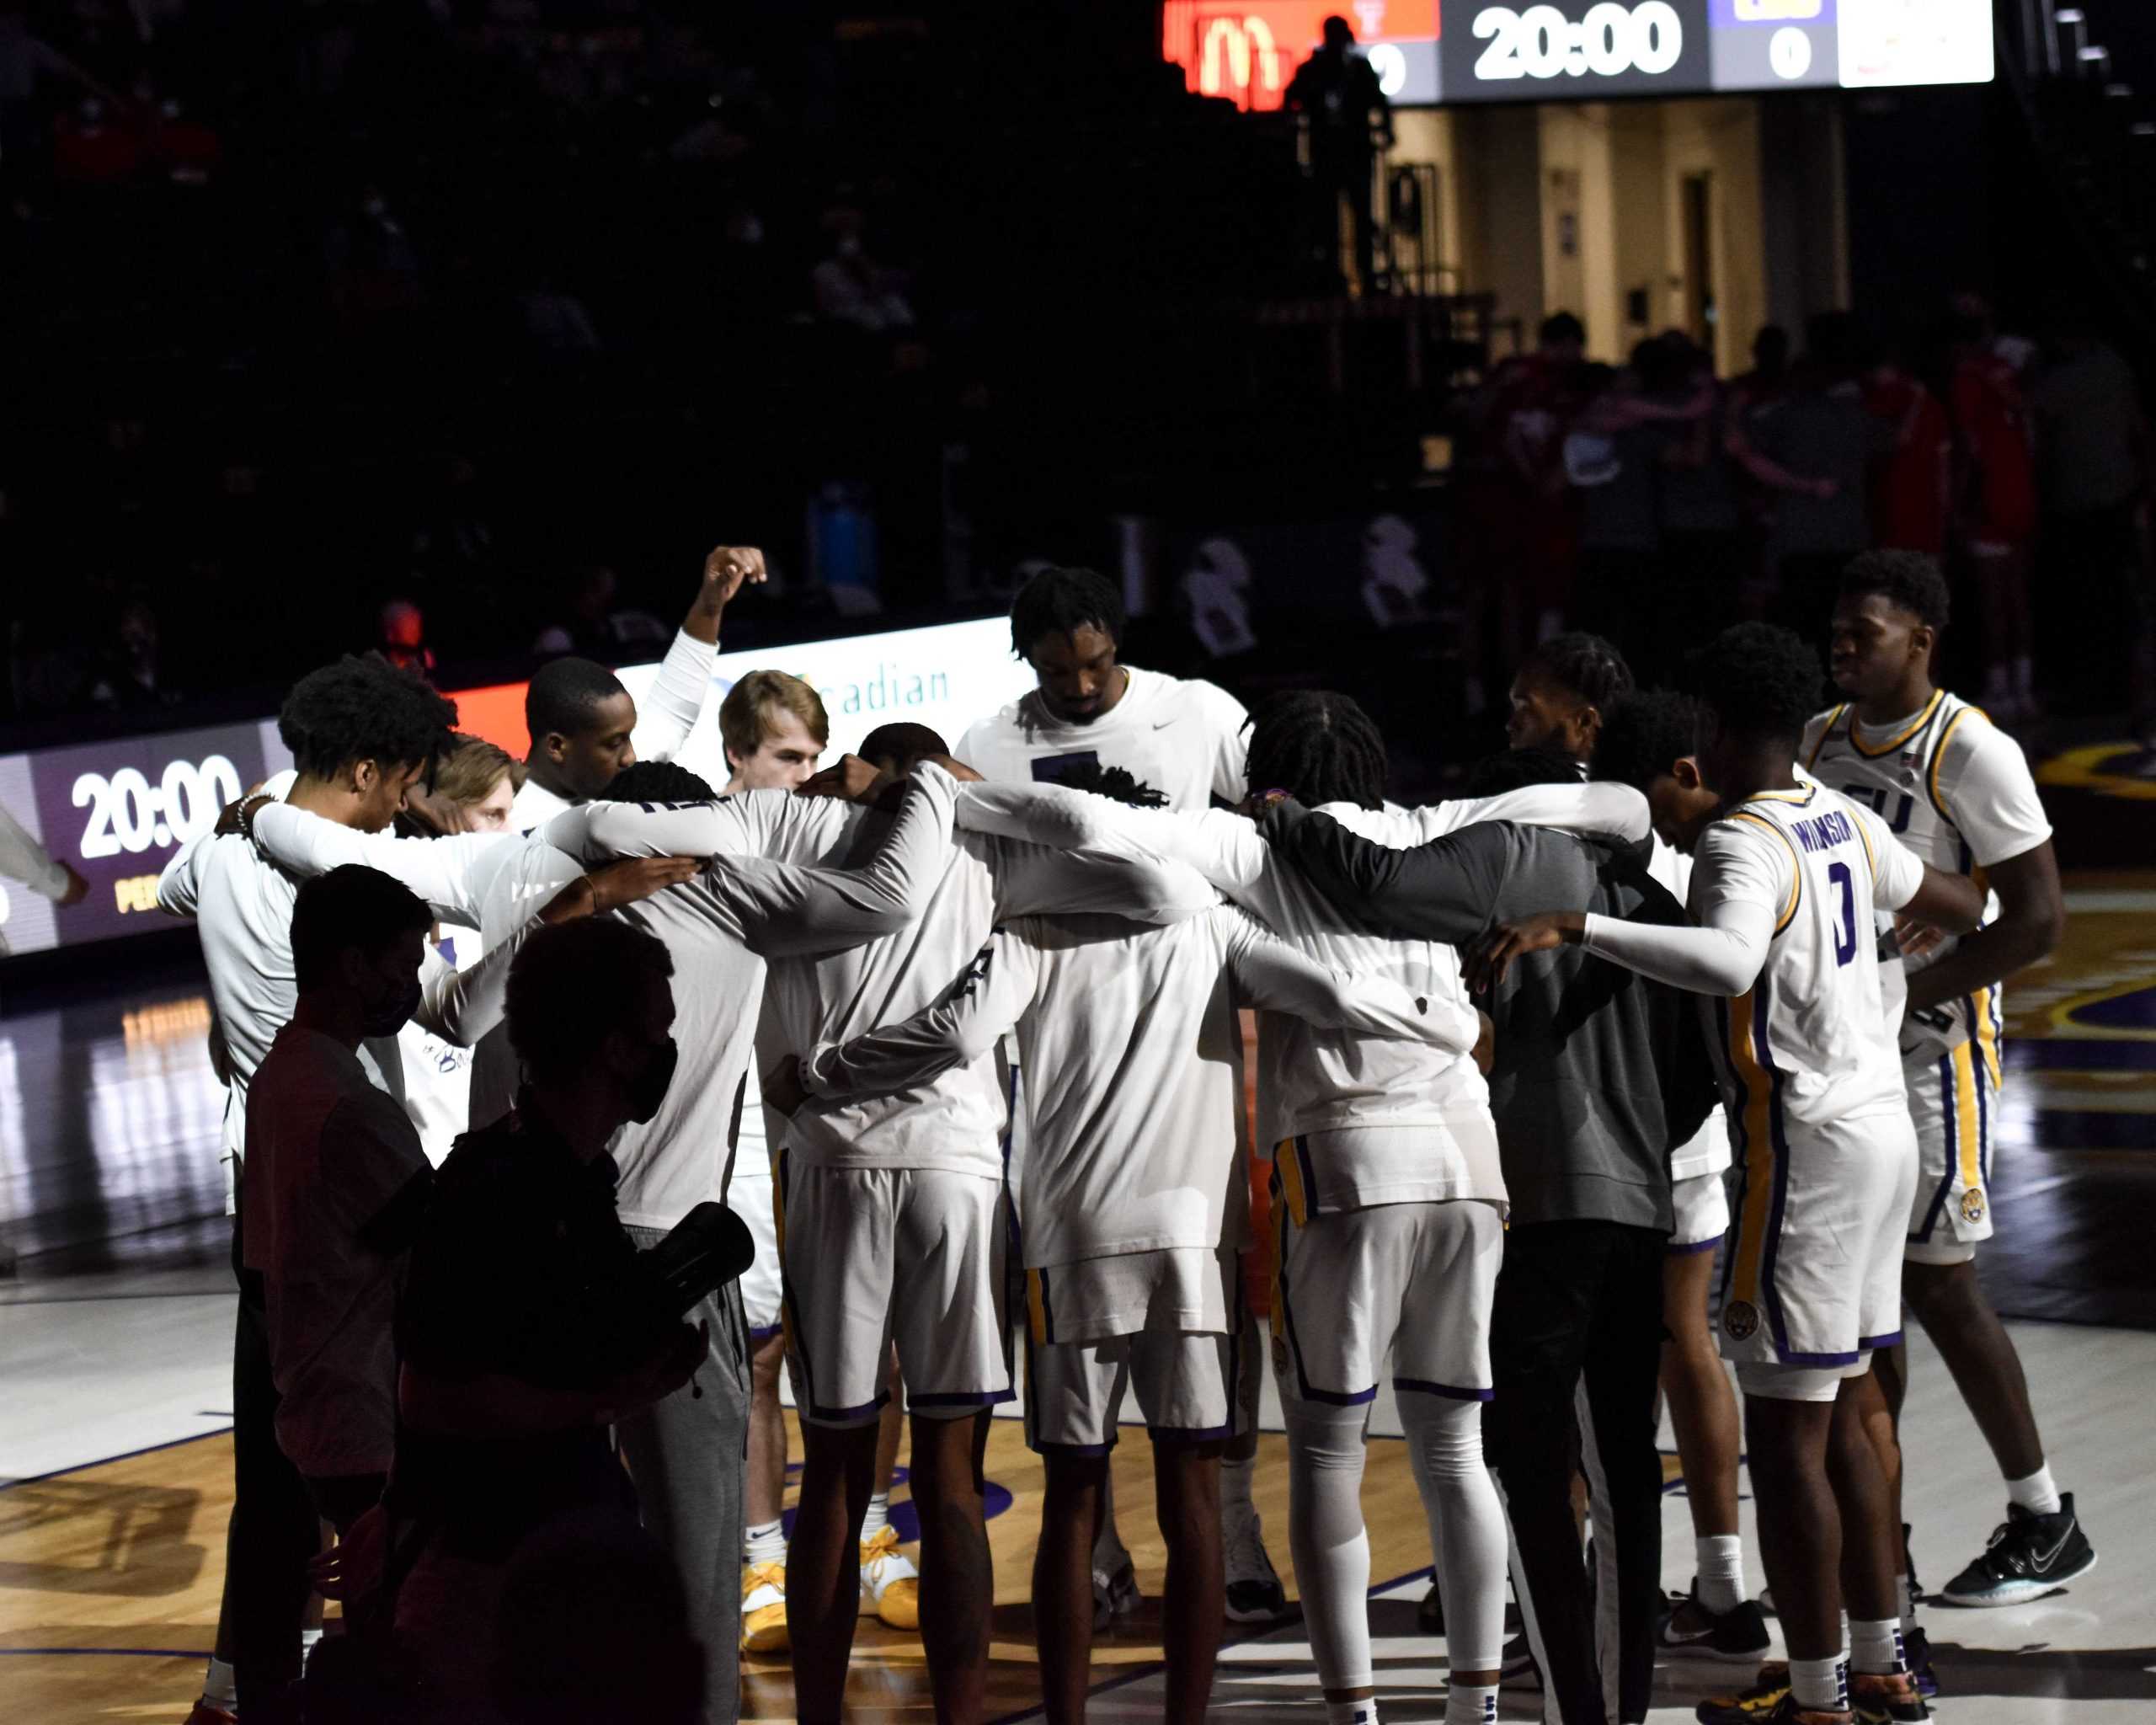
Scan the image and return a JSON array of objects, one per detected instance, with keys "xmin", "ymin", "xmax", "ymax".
[{"xmin": 1161, "ymin": 3, "xmax": 1440, "ymax": 112}]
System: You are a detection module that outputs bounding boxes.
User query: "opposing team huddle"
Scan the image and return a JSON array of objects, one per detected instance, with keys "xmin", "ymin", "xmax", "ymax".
[{"xmin": 168, "ymin": 555, "xmax": 2095, "ymax": 1725}]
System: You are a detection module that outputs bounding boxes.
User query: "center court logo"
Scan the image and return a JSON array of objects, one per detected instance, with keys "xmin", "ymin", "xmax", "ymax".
[{"xmin": 1723, "ymin": 1300, "xmax": 1761, "ymax": 1341}]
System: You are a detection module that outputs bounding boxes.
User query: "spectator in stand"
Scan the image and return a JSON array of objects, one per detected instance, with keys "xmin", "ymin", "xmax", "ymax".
[
  {"xmin": 1657, "ymin": 334, "xmax": 1747, "ymax": 658},
  {"xmin": 1728, "ymin": 312, "xmax": 1874, "ymax": 639},
  {"xmin": 1864, "ymin": 325, "xmax": 1953, "ymax": 560},
  {"xmin": 1283, "ymin": 15, "xmax": 1393, "ymax": 294},
  {"xmin": 811, "ymin": 206, "xmax": 916, "ymax": 334},
  {"xmin": 89, "ymin": 596, "xmax": 179, "ymax": 710},
  {"xmin": 1950, "ymin": 302, "xmax": 2041, "ymax": 718},
  {"xmin": 2032, "ymin": 303, "xmax": 2154, "ymax": 730},
  {"xmin": 1731, "ymin": 324, "xmax": 1792, "ymax": 412},
  {"xmin": 534, "ymin": 565, "xmax": 669, "ymax": 661},
  {"xmin": 1487, "ymin": 312, "xmax": 1590, "ymax": 655},
  {"xmin": 378, "ymin": 600, "xmax": 436, "ymax": 676}
]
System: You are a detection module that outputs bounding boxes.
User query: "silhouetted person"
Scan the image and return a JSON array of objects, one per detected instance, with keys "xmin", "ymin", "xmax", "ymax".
[
  {"xmin": 387, "ymin": 918, "xmax": 704, "ymax": 1709},
  {"xmin": 1285, "ymin": 18, "xmax": 1392, "ymax": 294}
]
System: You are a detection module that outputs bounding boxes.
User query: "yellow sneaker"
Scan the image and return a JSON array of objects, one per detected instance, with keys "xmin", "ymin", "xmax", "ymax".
[
  {"xmin": 741, "ymin": 1560, "xmax": 788, "ymax": 1655},
  {"xmin": 858, "ymin": 1524, "xmax": 921, "ymax": 1631}
]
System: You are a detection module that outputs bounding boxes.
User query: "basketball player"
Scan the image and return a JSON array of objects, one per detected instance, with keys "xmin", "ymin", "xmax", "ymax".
[
  {"xmin": 771, "ymin": 762, "xmax": 1477, "ymax": 1725},
  {"xmin": 1805, "ymin": 553, "xmax": 2089, "ymax": 1630},
  {"xmin": 1506, "ymin": 630, "xmax": 1636, "ymax": 766},
  {"xmin": 954, "ymin": 564, "xmax": 1283, "ymax": 1625},
  {"xmin": 511, "ymin": 543, "xmax": 765, "ymax": 825},
  {"xmin": 1472, "ymin": 624, "xmax": 1984, "ymax": 1725},
  {"xmin": 716, "ymin": 672, "xmax": 923, "ymax": 1653},
  {"xmin": 1593, "ymin": 692, "xmax": 1771, "ymax": 1662},
  {"xmin": 951, "ymin": 692, "xmax": 1660, "ymax": 1725},
  {"xmin": 561, "ymin": 729, "xmax": 1217, "ymax": 1725}
]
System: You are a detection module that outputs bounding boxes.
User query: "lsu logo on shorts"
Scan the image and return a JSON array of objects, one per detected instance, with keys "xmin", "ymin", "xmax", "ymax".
[
  {"xmin": 1960, "ymin": 1188, "xmax": 1988, "ymax": 1226},
  {"xmin": 1723, "ymin": 1300, "xmax": 1761, "ymax": 1342}
]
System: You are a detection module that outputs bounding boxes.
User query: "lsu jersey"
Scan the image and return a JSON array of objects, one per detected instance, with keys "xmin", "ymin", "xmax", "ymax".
[
  {"xmin": 1694, "ymin": 782, "xmax": 1924, "ymax": 1136},
  {"xmin": 1801, "ymin": 690, "xmax": 2052, "ymax": 1061}
]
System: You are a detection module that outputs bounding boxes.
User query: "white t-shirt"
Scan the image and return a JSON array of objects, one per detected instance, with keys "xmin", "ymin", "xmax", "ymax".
[
  {"xmin": 243, "ymin": 1024, "xmax": 430, "ymax": 1479},
  {"xmin": 956, "ymin": 664, "xmax": 1250, "ymax": 812},
  {"xmin": 509, "ymin": 628, "xmax": 718, "ymax": 829},
  {"xmin": 803, "ymin": 904, "xmax": 1474, "ymax": 1280}
]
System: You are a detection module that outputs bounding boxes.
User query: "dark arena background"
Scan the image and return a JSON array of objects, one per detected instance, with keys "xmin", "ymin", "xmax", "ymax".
[{"xmin": 3, "ymin": 3, "xmax": 2154, "ymax": 1722}]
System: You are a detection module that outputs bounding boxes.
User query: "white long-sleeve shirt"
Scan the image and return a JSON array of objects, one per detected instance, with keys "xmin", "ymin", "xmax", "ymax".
[
  {"xmin": 0, "ymin": 798, "xmax": 70, "ymax": 899},
  {"xmin": 1582, "ymin": 783, "xmax": 1925, "ymax": 1135},
  {"xmin": 952, "ymin": 777, "xmax": 1647, "ymax": 1210},
  {"xmin": 802, "ymin": 904, "xmax": 1475, "ymax": 1276},
  {"xmin": 509, "ymin": 627, "xmax": 718, "ymax": 827},
  {"xmin": 557, "ymin": 782, "xmax": 1221, "ymax": 1181}
]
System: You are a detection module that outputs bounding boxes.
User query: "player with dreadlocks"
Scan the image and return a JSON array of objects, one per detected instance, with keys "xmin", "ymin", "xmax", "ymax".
[
  {"xmin": 947, "ymin": 691, "xmax": 1655, "ymax": 1725},
  {"xmin": 779, "ymin": 757, "xmax": 1481, "ymax": 1725},
  {"xmin": 1507, "ymin": 631, "xmax": 1636, "ymax": 767}
]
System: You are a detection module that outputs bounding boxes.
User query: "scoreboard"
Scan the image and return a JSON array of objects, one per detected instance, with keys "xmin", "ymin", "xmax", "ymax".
[{"xmin": 1164, "ymin": 0, "xmax": 1993, "ymax": 108}]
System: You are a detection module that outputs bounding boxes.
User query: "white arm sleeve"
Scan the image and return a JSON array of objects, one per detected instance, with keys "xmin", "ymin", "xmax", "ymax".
[
  {"xmin": 411, "ymin": 919, "xmax": 531, "ymax": 1047},
  {"xmin": 630, "ymin": 628, "xmax": 718, "ymax": 763},
  {"xmin": 1579, "ymin": 822, "xmax": 1782, "ymax": 996},
  {"xmin": 1395, "ymin": 781, "xmax": 1652, "ymax": 846},
  {"xmin": 248, "ymin": 804, "xmax": 501, "ymax": 927},
  {"xmin": 799, "ymin": 931, "xmax": 1038, "ymax": 1103},
  {"xmin": 713, "ymin": 768, "xmax": 958, "ymax": 958},
  {"xmin": 1225, "ymin": 910, "xmax": 1479, "ymax": 1052},
  {"xmin": 960, "ymin": 782, "xmax": 1265, "ymax": 919},
  {"xmin": 0, "ymin": 801, "xmax": 69, "ymax": 899},
  {"xmin": 541, "ymin": 794, "xmax": 772, "ymax": 864}
]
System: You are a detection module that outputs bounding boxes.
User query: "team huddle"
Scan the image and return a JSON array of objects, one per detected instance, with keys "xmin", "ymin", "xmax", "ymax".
[{"xmin": 165, "ymin": 553, "xmax": 2095, "ymax": 1725}]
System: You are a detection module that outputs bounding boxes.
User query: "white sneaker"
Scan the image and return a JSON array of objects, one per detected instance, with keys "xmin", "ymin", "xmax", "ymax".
[
  {"xmin": 741, "ymin": 1560, "xmax": 788, "ymax": 1655},
  {"xmin": 858, "ymin": 1525, "xmax": 921, "ymax": 1630}
]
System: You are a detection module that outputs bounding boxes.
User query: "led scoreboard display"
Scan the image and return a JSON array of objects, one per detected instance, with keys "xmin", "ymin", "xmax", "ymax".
[
  {"xmin": 1440, "ymin": 0, "xmax": 1993, "ymax": 98},
  {"xmin": 1166, "ymin": 0, "xmax": 1992, "ymax": 107}
]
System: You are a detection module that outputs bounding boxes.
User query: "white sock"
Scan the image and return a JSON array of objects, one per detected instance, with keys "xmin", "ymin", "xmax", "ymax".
[
  {"xmin": 861, "ymin": 1492, "xmax": 891, "ymax": 1541},
  {"xmin": 201, "ymin": 1656, "xmax": 237, "ymax": 1710},
  {"xmin": 1695, "ymin": 1533, "xmax": 1746, "ymax": 1615},
  {"xmin": 2006, "ymin": 1462, "xmax": 2062, "ymax": 1517},
  {"xmin": 1284, "ymin": 1406, "xmax": 1375, "ymax": 1694},
  {"xmin": 1445, "ymin": 1681, "xmax": 1498, "ymax": 1723},
  {"xmin": 1850, "ymin": 1616, "xmax": 1905, "ymax": 1676},
  {"xmin": 1222, "ymin": 1452, "xmax": 1257, "ymax": 1520},
  {"xmin": 1326, "ymin": 1700, "xmax": 1380, "ymax": 1725},
  {"xmin": 744, "ymin": 1516, "xmax": 787, "ymax": 1567},
  {"xmin": 1789, "ymin": 1653, "xmax": 1849, "ymax": 1712},
  {"xmin": 1401, "ymin": 1395, "xmax": 1508, "ymax": 1673}
]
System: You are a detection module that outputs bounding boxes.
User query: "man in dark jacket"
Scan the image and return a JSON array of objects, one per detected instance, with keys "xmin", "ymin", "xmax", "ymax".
[{"xmin": 1265, "ymin": 745, "xmax": 1719, "ymax": 1725}]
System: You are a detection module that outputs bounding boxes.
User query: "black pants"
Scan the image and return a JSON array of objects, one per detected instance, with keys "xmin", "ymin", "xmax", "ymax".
[
  {"xmin": 1484, "ymin": 1220, "xmax": 1667, "ymax": 1725},
  {"xmin": 222, "ymin": 1220, "xmax": 323, "ymax": 1716}
]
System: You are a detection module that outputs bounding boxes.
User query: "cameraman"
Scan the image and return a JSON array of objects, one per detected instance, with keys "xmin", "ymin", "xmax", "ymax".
[{"xmin": 387, "ymin": 919, "xmax": 705, "ymax": 1709}]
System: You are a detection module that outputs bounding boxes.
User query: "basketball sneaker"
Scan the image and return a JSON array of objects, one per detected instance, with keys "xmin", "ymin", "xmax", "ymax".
[
  {"xmin": 1658, "ymin": 1581, "xmax": 1773, "ymax": 1661},
  {"xmin": 1696, "ymin": 1664, "xmax": 1790, "ymax": 1722},
  {"xmin": 1901, "ymin": 1625, "xmax": 1938, "ymax": 1701},
  {"xmin": 859, "ymin": 1525, "xmax": 921, "ymax": 1630},
  {"xmin": 183, "ymin": 1706, "xmax": 238, "ymax": 1725},
  {"xmin": 1091, "ymin": 1555, "xmax": 1140, "ymax": 1632},
  {"xmin": 741, "ymin": 1560, "xmax": 788, "ymax": 1655},
  {"xmin": 1224, "ymin": 1504, "xmax": 1290, "ymax": 1623},
  {"xmin": 1940, "ymin": 1493, "xmax": 2097, "ymax": 1606},
  {"xmin": 1849, "ymin": 1669, "xmax": 1930, "ymax": 1722}
]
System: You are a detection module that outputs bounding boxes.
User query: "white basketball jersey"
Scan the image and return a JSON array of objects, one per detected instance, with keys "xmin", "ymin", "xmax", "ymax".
[
  {"xmin": 1802, "ymin": 691, "xmax": 2052, "ymax": 1059},
  {"xmin": 1694, "ymin": 782, "xmax": 1922, "ymax": 1136}
]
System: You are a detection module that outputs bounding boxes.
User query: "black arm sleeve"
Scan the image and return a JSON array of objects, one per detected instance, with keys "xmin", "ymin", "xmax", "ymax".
[{"xmin": 1262, "ymin": 803, "xmax": 1517, "ymax": 945}]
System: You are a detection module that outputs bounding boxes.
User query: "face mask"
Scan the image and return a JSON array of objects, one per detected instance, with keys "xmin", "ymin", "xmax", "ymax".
[
  {"xmin": 627, "ymin": 1036, "xmax": 679, "ymax": 1124},
  {"xmin": 362, "ymin": 976, "xmax": 424, "ymax": 1039}
]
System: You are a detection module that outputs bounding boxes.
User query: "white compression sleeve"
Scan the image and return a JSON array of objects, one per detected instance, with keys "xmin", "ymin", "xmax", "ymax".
[
  {"xmin": 1399, "ymin": 1395, "xmax": 1508, "ymax": 1674},
  {"xmin": 1283, "ymin": 1405, "xmax": 1375, "ymax": 1692}
]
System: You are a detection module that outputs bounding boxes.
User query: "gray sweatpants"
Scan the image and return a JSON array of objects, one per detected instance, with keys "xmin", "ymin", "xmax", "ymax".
[{"xmin": 619, "ymin": 1227, "xmax": 752, "ymax": 1725}]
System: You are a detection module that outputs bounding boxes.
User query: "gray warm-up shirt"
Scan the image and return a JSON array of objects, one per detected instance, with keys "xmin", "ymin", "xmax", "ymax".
[{"xmin": 1264, "ymin": 804, "xmax": 1718, "ymax": 1231}]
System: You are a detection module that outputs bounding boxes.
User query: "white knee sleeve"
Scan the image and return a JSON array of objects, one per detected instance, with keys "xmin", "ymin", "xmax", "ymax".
[
  {"xmin": 1401, "ymin": 1395, "xmax": 1508, "ymax": 1673},
  {"xmin": 1285, "ymin": 1406, "xmax": 1374, "ymax": 1691}
]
